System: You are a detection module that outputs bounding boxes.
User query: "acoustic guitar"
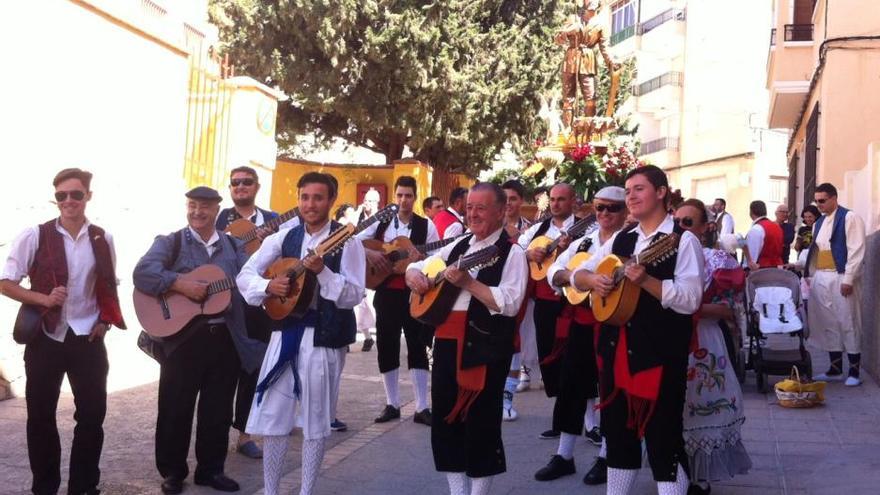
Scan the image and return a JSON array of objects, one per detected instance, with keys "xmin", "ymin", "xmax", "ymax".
[
  {"xmin": 591, "ymin": 233, "xmax": 680, "ymax": 326},
  {"xmin": 562, "ymin": 251, "xmax": 593, "ymax": 305},
  {"xmin": 262, "ymin": 205, "xmax": 398, "ymax": 320},
  {"xmin": 527, "ymin": 215, "xmax": 598, "ymax": 281},
  {"xmin": 226, "ymin": 207, "xmax": 300, "ymax": 255},
  {"xmin": 409, "ymin": 245, "xmax": 501, "ymax": 326},
  {"xmin": 362, "ymin": 235, "xmax": 460, "ymax": 289},
  {"xmin": 133, "ymin": 264, "xmax": 236, "ymax": 338}
]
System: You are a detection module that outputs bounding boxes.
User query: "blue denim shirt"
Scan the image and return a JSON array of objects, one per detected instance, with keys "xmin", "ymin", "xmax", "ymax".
[{"xmin": 132, "ymin": 227, "xmax": 266, "ymax": 372}]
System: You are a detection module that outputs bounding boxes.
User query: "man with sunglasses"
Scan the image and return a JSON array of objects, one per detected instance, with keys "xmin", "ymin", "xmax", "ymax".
[
  {"xmin": 534, "ymin": 186, "xmax": 627, "ymax": 486},
  {"xmin": 742, "ymin": 200, "xmax": 784, "ymax": 271},
  {"xmin": 1, "ymin": 168, "xmax": 126, "ymax": 495},
  {"xmin": 807, "ymin": 183, "xmax": 866, "ymax": 386},
  {"xmin": 215, "ymin": 166, "xmax": 278, "ymax": 459}
]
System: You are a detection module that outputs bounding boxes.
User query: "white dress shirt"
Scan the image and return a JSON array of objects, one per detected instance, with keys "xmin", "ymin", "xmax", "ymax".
[
  {"xmin": 517, "ymin": 214, "xmax": 577, "ymax": 250},
  {"xmin": 237, "ymin": 220, "xmax": 365, "ymax": 310},
  {"xmin": 189, "ymin": 227, "xmax": 221, "ymax": 257},
  {"xmin": 1, "ymin": 219, "xmax": 117, "ymax": 342},
  {"xmin": 407, "ymin": 228, "xmax": 528, "ymax": 317},
  {"xmin": 811, "ymin": 207, "xmax": 866, "ymax": 285},
  {"xmin": 573, "ymin": 215, "xmax": 704, "ymax": 315},
  {"xmin": 547, "ymin": 228, "xmax": 608, "ymax": 293},
  {"xmin": 357, "ymin": 213, "xmax": 441, "ymax": 247},
  {"xmin": 744, "ymin": 217, "xmax": 767, "ymax": 267},
  {"xmin": 718, "ymin": 211, "xmax": 735, "ymax": 236}
]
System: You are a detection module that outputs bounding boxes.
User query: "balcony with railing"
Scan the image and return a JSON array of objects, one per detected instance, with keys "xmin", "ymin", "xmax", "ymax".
[
  {"xmin": 784, "ymin": 24, "xmax": 813, "ymax": 42},
  {"xmin": 610, "ymin": 25, "xmax": 637, "ymax": 46},
  {"xmin": 638, "ymin": 8, "xmax": 686, "ymax": 35},
  {"xmin": 632, "ymin": 72, "xmax": 683, "ymax": 97},
  {"xmin": 633, "ymin": 72, "xmax": 683, "ymax": 116},
  {"xmin": 638, "ymin": 137, "xmax": 680, "ymax": 168},
  {"xmin": 766, "ymin": 12, "xmax": 814, "ymax": 128}
]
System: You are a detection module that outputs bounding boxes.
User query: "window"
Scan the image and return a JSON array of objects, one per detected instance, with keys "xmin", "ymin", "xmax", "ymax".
[
  {"xmin": 804, "ymin": 105, "xmax": 819, "ymax": 206},
  {"xmin": 611, "ymin": 1, "xmax": 637, "ymax": 44},
  {"xmin": 768, "ymin": 176, "xmax": 788, "ymax": 204}
]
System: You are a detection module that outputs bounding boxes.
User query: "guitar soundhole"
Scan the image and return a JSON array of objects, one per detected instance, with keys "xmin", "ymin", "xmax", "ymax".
[{"xmin": 418, "ymin": 295, "xmax": 424, "ymax": 304}]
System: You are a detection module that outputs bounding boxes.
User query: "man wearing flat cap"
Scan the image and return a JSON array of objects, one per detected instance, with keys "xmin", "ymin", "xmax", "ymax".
[
  {"xmin": 134, "ymin": 186, "xmax": 265, "ymax": 494},
  {"xmin": 536, "ymin": 186, "xmax": 627, "ymax": 486}
]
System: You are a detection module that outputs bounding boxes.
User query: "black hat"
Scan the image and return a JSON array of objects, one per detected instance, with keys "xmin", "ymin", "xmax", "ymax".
[{"xmin": 185, "ymin": 186, "xmax": 222, "ymax": 202}]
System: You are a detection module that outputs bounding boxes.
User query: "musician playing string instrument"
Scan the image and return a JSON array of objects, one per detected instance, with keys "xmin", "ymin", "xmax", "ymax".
[
  {"xmin": 405, "ymin": 182, "xmax": 528, "ymax": 495},
  {"xmin": 534, "ymin": 186, "xmax": 627, "ymax": 485},
  {"xmin": 133, "ymin": 186, "xmax": 263, "ymax": 494},
  {"xmin": 569, "ymin": 166, "xmax": 704, "ymax": 495},
  {"xmin": 236, "ymin": 172, "xmax": 365, "ymax": 495},
  {"xmin": 357, "ymin": 175, "xmax": 440, "ymax": 425}
]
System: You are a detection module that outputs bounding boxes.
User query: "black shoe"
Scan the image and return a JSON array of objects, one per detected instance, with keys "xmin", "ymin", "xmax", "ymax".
[
  {"xmin": 331, "ymin": 418, "xmax": 348, "ymax": 432},
  {"xmin": 413, "ymin": 408, "xmax": 432, "ymax": 426},
  {"xmin": 374, "ymin": 404, "xmax": 401, "ymax": 423},
  {"xmin": 534, "ymin": 455, "xmax": 576, "ymax": 481},
  {"xmin": 688, "ymin": 483, "xmax": 712, "ymax": 495},
  {"xmin": 584, "ymin": 427, "xmax": 602, "ymax": 446},
  {"xmin": 193, "ymin": 473, "xmax": 240, "ymax": 492},
  {"xmin": 361, "ymin": 338, "xmax": 374, "ymax": 352},
  {"xmin": 538, "ymin": 429, "xmax": 560, "ymax": 440},
  {"xmin": 161, "ymin": 476, "xmax": 184, "ymax": 495},
  {"xmin": 583, "ymin": 457, "xmax": 607, "ymax": 485}
]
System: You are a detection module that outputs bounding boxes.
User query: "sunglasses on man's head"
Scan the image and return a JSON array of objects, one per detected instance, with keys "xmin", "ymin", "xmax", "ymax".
[
  {"xmin": 595, "ymin": 203, "xmax": 624, "ymax": 213},
  {"xmin": 54, "ymin": 190, "xmax": 86, "ymax": 202},
  {"xmin": 673, "ymin": 217, "xmax": 694, "ymax": 228},
  {"xmin": 230, "ymin": 178, "xmax": 256, "ymax": 187}
]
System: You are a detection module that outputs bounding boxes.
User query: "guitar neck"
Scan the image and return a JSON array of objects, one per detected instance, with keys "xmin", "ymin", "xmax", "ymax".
[
  {"xmin": 544, "ymin": 217, "xmax": 596, "ymax": 254},
  {"xmin": 417, "ymin": 236, "xmax": 457, "ymax": 254},
  {"xmin": 207, "ymin": 277, "xmax": 237, "ymax": 295},
  {"xmin": 264, "ymin": 208, "xmax": 299, "ymax": 233},
  {"xmin": 433, "ymin": 246, "xmax": 500, "ymax": 284}
]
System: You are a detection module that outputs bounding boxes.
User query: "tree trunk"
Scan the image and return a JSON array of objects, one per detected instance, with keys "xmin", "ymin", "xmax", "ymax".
[{"xmin": 431, "ymin": 165, "xmax": 468, "ymax": 205}]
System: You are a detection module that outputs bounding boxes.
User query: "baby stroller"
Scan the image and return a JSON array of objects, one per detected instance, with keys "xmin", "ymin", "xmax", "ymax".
[{"xmin": 743, "ymin": 268, "xmax": 811, "ymax": 392}]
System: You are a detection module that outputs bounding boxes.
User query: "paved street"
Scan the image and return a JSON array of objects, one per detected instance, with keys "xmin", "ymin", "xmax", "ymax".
[{"xmin": 2, "ymin": 336, "xmax": 879, "ymax": 495}]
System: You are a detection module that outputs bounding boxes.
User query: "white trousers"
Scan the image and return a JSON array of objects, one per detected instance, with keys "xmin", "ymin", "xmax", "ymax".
[{"xmin": 808, "ymin": 271, "xmax": 862, "ymax": 353}]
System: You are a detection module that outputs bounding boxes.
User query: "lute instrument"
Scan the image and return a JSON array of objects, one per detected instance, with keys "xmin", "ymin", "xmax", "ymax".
[
  {"xmin": 362, "ymin": 235, "xmax": 460, "ymax": 289},
  {"xmin": 563, "ymin": 251, "xmax": 593, "ymax": 305},
  {"xmin": 527, "ymin": 214, "xmax": 597, "ymax": 281},
  {"xmin": 591, "ymin": 232, "xmax": 680, "ymax": 325},
  {"xmin": 226, "ymin": 207, "xmax": 300, "ymax": 255},
  {"xmin": 133, "ymin": 264, "xmax": 236, "ymax": 338},
  {"xmin": 409, "ymin": 245, "xmax": 501, "ymax": 326},
  {"xmin": 262, "ymin": 205, "xmax": 397, "ymax": 320}
]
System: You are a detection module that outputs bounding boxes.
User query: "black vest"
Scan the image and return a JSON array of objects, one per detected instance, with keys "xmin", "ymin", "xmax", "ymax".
[
  {"xmin": 533, "ymin": 215, "xmax": 585, "ymax": 240},
  {"xmin": 374, "ymin": 213, "xmax": 429, "ymax": 245},
  {"xmin": 598, "ymin": 224, "xmax": 693, "ymax": 374},
  {"xmin": 446, "ymin": 230, "xmax": 517, "ymax": 369}
]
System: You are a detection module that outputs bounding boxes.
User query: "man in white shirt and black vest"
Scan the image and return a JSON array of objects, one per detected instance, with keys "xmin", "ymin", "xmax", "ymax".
[
  {"xmin": 572, "ymin": 166, "xmax": 704, "ymax": 495},
  {"xmin": 1, "ymin": 168, "xmax": 126, "ymax": 495},
  {"xmin": 535, "ymin": 186, "xmax": 628, "ymax": 486},
  {"xmin": 360, "ymin": 175, "xmax": 440, "ymax": 425},
  {"xmin": 236, "ymin": 172, "xmax": 365, "ymax": 495},
  {"xmin": 406, "ymin": 182, "xmax": 528, "ymax": 495}
]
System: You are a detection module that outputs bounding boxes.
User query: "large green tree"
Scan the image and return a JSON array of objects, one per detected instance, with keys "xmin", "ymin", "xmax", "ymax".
[{"xmin": 209, "ymin": 0, "xmax": 568, "ymax": 174}]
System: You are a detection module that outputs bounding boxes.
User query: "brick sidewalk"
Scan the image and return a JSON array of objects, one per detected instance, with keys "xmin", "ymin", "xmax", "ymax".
[{"xmin": 2, "ymin": 341, "xmax": 879, "ymax": 494}]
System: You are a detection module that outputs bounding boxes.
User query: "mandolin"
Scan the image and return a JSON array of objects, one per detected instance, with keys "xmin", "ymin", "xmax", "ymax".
[
  {"xmin": 527, "ymin": 215, "xmax": 598, "ymax": 281},
  {"xmin": 409, "ymin": 245, "xmax": 501, "ymax": 326},
  {"xmin": 591, "ymin": 233, "xmax": 680, "ymax": 325},
  {"xmin": 362, "ymin": 235, "xmax": 461, "ymax": 289},
  {"xmin": 262, "ymin": 205, "xmax": 397, "ymax": 320},
  {"xmin": 133, "ymin": 264, "xmax": 236, "ymax": 338},
  {"xmin": 226, "ymin": 207, "xmax": 300, "ymax": 255}
]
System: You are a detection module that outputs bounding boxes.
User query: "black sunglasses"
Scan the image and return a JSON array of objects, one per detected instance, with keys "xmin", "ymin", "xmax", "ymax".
[
  {"xmin": 595, "ymin": 203, "xmax": 624, "ymax": 213},
  {"xmin": 815, "ymin": 198, "xmax": 827, "ymax": 204},
  {"xmin": 673, "ymin": 216, "xmax": 694, "ymax": 227},
  {"xmin": 231, "ymin": 178, "xmax": 256, "ymax": 187},
  {"xmin": 54, "ymin": 190, "xmax": 86, "ymax": 202}
]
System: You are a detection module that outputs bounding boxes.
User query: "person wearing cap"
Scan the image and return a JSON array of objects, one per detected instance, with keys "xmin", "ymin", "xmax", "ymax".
[
  {"xmin": 534, "ymin": 186, "xmax": 627, "ymax": 486},
  {"xmin": 1, "ymin": 168, "xmax": 126, "ymax": 495},
  {"xmin": 134, "ymin": 186, "xmax": 265, "ymax": 494},
  {"xmin": 237, "ymin": 172, "xmax": 365, "ymax": 495}
]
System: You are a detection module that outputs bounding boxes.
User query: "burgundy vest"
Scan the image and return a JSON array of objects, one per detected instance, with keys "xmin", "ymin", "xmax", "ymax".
[{"xmin": 28, "ymin": 220, "xmax": 126, "ymax": 331}]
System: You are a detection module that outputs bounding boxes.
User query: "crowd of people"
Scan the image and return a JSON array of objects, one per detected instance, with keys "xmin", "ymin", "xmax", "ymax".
[{"xmin": 0, "ymin": 164, "xmax": 867, "ymax": 495}]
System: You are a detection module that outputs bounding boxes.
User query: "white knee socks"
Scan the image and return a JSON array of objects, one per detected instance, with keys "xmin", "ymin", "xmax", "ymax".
[
  {"xmin": 382, "ymin": 368, "xmax": 401, "ymax": 408},
  {"xmin": 446, "ymin": 472, "xmax": 469, "ymax": 495},
  {"xmin": 557, "ymin": 432, "xmax": 577, "ymax": 460},
  {"xmin": 656, "ymin": 464, "xmax": 689, "ymax": 495},
  {"xmin": 599, "ymin": 438, "xmax": 607, "ymax": 459},
  {"xmin": 469, "ymin": 475, "xmax": 493, "ymax": 495},
  {"xmin": 607, "ymin": 468, "xmax": 638, "ymax": 495},
  {"xmin": 300, "ymin": 437, "xmax": 326, "ymax": 495},
  {"xmin": 411, "ymin": 368, "xmax": 430, "ymax": 411},
  {"xmin": 262, "ymin": 435, "xmax": 290, "ymax": 495}
]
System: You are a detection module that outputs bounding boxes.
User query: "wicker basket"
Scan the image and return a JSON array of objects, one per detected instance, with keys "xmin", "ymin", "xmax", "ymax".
[{"xmin": 774, "ymin": 366, "xmax": 826, "ymax": 408}]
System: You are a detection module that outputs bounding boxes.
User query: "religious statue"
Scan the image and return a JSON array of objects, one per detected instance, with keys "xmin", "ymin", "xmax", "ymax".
[{"xmin": 554, "ymin": 0, "xmax": 619, "ymax": 132}]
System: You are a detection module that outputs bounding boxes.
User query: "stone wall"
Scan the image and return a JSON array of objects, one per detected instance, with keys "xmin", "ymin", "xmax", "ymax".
[{"xmin": 860, "ymin": 231, "xmax": 880, "ymax": 379}]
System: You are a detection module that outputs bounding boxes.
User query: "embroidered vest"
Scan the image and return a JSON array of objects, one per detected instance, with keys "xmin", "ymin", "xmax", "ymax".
[{"xmin": 280, "ymin": 222, "xmax": 356, "ymax": 348}]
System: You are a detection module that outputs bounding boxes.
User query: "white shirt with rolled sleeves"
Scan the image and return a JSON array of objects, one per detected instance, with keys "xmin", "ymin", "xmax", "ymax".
[
  {"xmin": 517, "ymin": 214, "xmax": 577, "ymax": 251},
  {"xmin": 236, "ymin": 220, "xmax": 365, "ymax": 439},
  {"xmin": 356, "ymin": 214, "xmax": 441, "ymax": 247},
  {"xmin": 743, "ymin": 217, "xmax": 767, "ymax": 268},
  {"xmin": 407, "ymin": 227, "xmax": 528, "ymax": 317},
  {"xmin": 572, "ymin": 215, "xmax": 704, "ymax": 315},
  {"xmin": 442, "ymin": 209, "xmax": 467, "ymax": 240},
  {"xmin": 1, "ymin": 220, "xmax": 117, "ymax": 342},
  {"xmin": 811, "ymin": 207, "xmax": 866, "ymax": 285},
  {"xmin": 547, "ymin": 228, "xmax": 607, "ymax": 294}
]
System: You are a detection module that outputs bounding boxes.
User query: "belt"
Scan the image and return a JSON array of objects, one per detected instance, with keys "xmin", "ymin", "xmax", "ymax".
[{"xmin": 816, "ymin": 250, "xmax": 837, "ymax": 271}]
